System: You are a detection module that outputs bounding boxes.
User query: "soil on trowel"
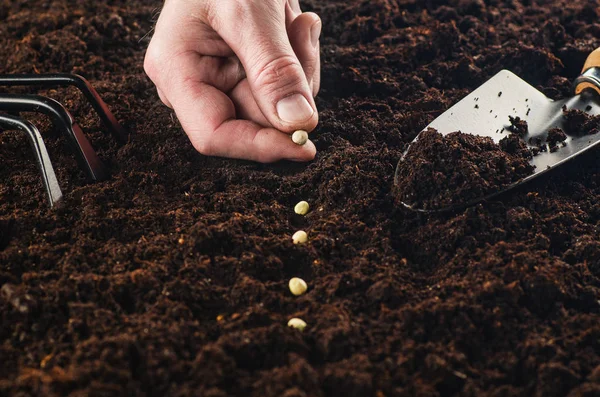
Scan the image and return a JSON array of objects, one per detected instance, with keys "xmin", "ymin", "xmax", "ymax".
[
  {"xmin": 508, "ymin": 115, "xmax": 529, "ymax": 137},
  {"xmin": 2, "ymin": 1, "xmax": 600, "ymax": 396},
  {"xmin": 547, "ymin": 127, "xmax": 568, "ymax": 152},
  {"xmin": 562, "ymin": 106, "xmax": 600, "ymax": 136},
  {"xmin": 395, "ymin": 129, "xmax": 535, "ymax": 210}
]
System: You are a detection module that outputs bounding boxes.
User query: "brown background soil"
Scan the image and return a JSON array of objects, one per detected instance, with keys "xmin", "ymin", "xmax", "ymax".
[{"xmin": 1, "ymin": 0, "xmax": 600, "ymax": 396}]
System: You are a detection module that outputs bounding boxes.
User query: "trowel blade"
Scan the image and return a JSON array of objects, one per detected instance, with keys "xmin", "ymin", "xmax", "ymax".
[
  {"xmin": 426, "ymin": 69, "xmax": 600, "ymax": 173},
  {"xmin": 397, "ymin": 69, "xmax": 600, "ymax": 212}
]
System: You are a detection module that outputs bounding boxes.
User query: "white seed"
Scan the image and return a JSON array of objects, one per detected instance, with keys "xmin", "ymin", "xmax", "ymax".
[
  {"xmin": 294, "ymin": 201, "xmax": 310, "ymax": 215},
  {"xmin": 289, "ymin": 277, "xmax": 308, "ymax": 296},
  {"xmin": 292, "ymin": 230, "xmax": 308, "ymax": 244},
  {"xmin": 292, "ymin": 130, "xmax": 309, "ymax": 145},
  {"xmin": 287, "ymin": 318, "xmax": 307, "ymax": 331}
]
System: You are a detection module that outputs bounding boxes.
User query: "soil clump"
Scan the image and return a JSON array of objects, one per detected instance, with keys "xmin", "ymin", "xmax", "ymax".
[
  {"xmin": 395, "ymin": 129, "xmax": 535, "ymax": 210},
  {"xmin": 562, "ymin": 106, "xmax": 600, "ymax": 136}
]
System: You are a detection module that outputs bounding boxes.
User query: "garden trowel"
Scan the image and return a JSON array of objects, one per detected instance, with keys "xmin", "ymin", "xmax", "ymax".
[{"xmin": 395, "ymin": 48, "xmax": 600, "ymax": 213}]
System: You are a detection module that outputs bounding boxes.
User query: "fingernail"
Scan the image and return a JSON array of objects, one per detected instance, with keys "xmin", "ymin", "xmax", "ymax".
[
  {"xmin": 277, "ymin": 94, "xmax": 314, "ymax": 124},
  {"xmin": 311, "ymin": 21, "xmax": 321, "ymax": 49}
]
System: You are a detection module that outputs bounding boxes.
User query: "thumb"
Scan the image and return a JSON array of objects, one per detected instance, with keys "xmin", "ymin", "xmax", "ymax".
[
  {"xmin": 214, "ymin": 2, "xmax": 318, "ymax": 133},
  {"xmin": 288, "ymin": 12, "xmax": 322, "ymax": 96}
]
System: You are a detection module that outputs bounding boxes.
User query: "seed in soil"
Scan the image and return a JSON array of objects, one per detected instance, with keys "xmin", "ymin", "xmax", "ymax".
[
  {"xmin": 394, "ymin": 128, "xmax": 536, "ymax": 210},
  {"xmin": 292, "ymin": 230, "xmax": 308, "ymax": 244},
  {"xmin": 292, "ymin": 130, "xmax": 309, "ymax": 145},
  {"xmin": 294, "ymin": 201, "xmax": 310, "ymax": 215},
  {"xmin": 287, "ymin": 318, "xmax": 307, "ymax": 331},
  {"xmin": 289, "ymin": 277, "xmax": 308, "ymax": 296}
]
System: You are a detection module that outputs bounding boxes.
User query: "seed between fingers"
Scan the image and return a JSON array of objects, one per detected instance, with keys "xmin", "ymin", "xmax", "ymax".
[{"xmin": 292, "ymin": 130, "xmax": 309, "ymax": 145}]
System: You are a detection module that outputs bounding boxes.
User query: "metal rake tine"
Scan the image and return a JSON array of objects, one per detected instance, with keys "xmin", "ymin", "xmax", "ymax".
[
  {"xmin": 0, "ymin": 113, "xmax": 63, "ymax": 207},
  {"xmin": 0, "ymin": 94, "xmax": 108, "ymax": 182},
  {"xmin": 0, "ymin": 73, "xmax": 128, "ymax": 142}
]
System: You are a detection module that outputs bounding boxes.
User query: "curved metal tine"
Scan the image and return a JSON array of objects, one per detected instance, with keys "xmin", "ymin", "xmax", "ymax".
[
  {"xmin": 0, "ymin": 94, "xmax": 108, "ymax": 182},
  {"xmin": 0, "ymin": 113, "xmax": 63, "ymax": 207},
  {"xmin": 0, "ymin": 73, "xmax": 128, "ymax": 142}
]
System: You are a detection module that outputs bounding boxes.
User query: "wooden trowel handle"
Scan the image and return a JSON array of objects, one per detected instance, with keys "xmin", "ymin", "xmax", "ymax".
[
  {"xmin": 582, "ymin": 48, "xmax": 600, "ymax": 72},
  {"xmin": 574, "ymin": 48, "xmax": 600, "ymax": 95}
]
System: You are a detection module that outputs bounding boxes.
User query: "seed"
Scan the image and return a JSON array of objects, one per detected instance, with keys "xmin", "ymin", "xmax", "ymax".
[
  {"xmin": 289, "ymin": 277, "xmax": 308, "ymax": 296},
  {"xmin": 287, "ymin": 318, "xmax": 307, "ymax": 331},
  {"xmin": 292, "ymin": 130, "xmax": 309, "ymax": 145},
  {"xmin": 294, "ymin": 201, "xmax": 310, "ymax": 215},
  {"xmin": 292, "ymin": 230, "xmax": 308, "ymax": 244}
]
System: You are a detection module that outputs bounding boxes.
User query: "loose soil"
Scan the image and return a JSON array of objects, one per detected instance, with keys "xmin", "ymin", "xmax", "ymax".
[
  {"xmin": 394, "ymin": 129, "xmax": 535, "ymax": 210},
  {"xmin": 1, "ymin": 0, "xmax": 600, "ymax": 396},
  {"xmin": 563, "ymin": 106, "xmax": 600, "ymax": 136},
  {"xmin": 508, "ymin": 116, "xmax": 529, "ymax": 137},
  {"xmin": 547, "ymin": 127, "xmax": 568, "ymax": 152}
]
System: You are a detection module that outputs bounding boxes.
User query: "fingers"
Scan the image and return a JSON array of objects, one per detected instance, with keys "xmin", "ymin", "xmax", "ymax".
[
  {"xmin": 149, "ymin": 47, "xmax": 315, "ymax": 162},
  {"xmin": 146, "ymin": 39, "xmax": 245, "ymax": 95},
  {"xmin": 230, "ymin": 11, "xmax": 322, "ymax": 127},
  {"xmin": 152, "ymin": 1, "xmax": 234, "ymax": 58},
  {"xmin": 287, "ymin": 0, "xmax": 301, "ymax": 15},
  {"xmin": 288, "ymin": 12, "xmax": 322, "ymax": 96},
  {"xmin": 170, "ymin": 77, "xmax": 316, "ymax": 162},
  {"xmin": 144, "ymin": 0, "xmax": 320, "ymax": 163},
  {"xmin": 285, "ymin": 0, "xmax": 301, "ymax": 27},
  {"xmin": 212, "ymin": 1, "xmax": 318, "ymax": 134},
  {"xmin": 229, "ymin": 79, "xmax": 270, "ymax": 127}
]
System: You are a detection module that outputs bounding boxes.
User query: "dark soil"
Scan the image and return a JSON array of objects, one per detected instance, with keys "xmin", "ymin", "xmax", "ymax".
[
  {"xmin": 508, "ymin": 116, "xmax": 529, "ymax": 137},
  {"xmin": 499, "ymin": 133, "xmax": 534, "ymax": 160},
  {"xmin": 394, "ymin": 129, "xmax": 535, "ymax": 210},
  {"xmin": 547, "ymin": 127, "xmax": 568, "ymax": 145},
  {"xmin": 562, "ymin": 106, "xmax": 600, "ymax": 136},
  {"xmin": 547, "ymin": 127, "xmax": 568, "ymax": 152},
  {"xmin": 2, "ymin": 0, "xmax": 600, "ymax": 396}
]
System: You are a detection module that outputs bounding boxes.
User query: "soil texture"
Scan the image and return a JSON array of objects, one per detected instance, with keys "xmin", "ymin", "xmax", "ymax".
[
  {"xmin": 394, "ymin": 129, "xmax": 535, "ymax": 210},
  {"xmin": 508, "ymin": 116, "xmax": 529, "ymax": 137},
  {"xmin": 2, "ymin": 0, "xmax": 600, "ymax": 396},
  {"xmin": 563, "ymin": 106, "xmax": 600, "ymax": 136},
  {"xmin": 547, "ymin": 127, "xmax": 568, "ymax": 153}
]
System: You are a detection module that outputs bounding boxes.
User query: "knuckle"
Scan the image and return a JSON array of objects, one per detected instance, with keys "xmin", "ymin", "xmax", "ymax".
[
  {"xmin": 190, "ymin": 134, "xmax": 214, "ymax": 156},
  {"xmin": 157, "ymin": 91, "xmax": 172, "ymax": 108},
  {"xmin": 143, "ymin": 44, "xmax": 162, "ymax": 82},
  {"xmin": 203, "ymin": 1, "xmax": 222, "ymax": 29},
  {"xmin": 251, "ymin": 137, "xmax": 274, "ymax": 163},
  {"xmin": 252, "ymin": 55, "xmax": 305, "ymax": 98},
  {"xmin": 206, "ymin": 0, "xmax": 252, "ymax": 30}
]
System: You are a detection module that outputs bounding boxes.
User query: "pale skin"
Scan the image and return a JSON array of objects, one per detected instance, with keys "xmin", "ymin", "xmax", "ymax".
[{"xmin": 144, "ymin": 0, "xmax": 321, "ymax": 163}]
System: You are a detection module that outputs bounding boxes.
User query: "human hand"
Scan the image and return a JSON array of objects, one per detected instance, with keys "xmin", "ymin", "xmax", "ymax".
[{"xmin": 144, "ymin": 0, "xmax": 321, "ymax": 163}]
